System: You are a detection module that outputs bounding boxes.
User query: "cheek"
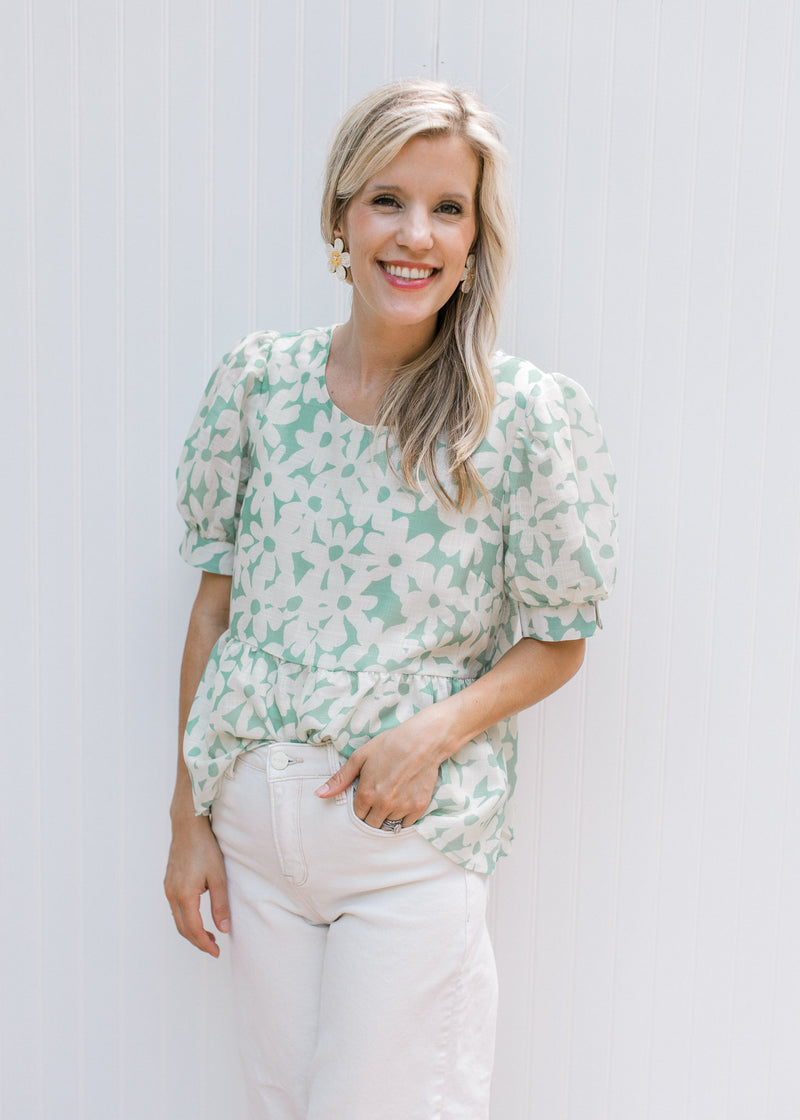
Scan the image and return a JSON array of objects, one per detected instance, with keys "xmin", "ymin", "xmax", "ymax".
[
  {"xmin": 449, "ymin": 233, "xmax": 475, "ymax": 271},
  {"xmin": 340, "ymin": 210, "xmax": 375, "ymax": 255},
  {"xmin": 447, "ymin": 218, "xmax": 476, "ymax": 258}
]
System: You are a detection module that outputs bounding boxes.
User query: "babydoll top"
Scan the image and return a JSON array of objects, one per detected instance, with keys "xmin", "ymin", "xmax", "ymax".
[{"xmin": 177, "ymin": 325, "xmax": 618, "ymax": 874}]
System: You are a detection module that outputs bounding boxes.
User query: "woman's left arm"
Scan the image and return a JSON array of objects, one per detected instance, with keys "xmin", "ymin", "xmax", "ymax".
[{"xmin": 316, "ymin": 637, "xmax": 585, "ymax": 829}]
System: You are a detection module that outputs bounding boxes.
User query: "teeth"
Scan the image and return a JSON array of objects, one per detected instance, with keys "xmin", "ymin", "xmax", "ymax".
[{"xmin": 384, "ymin": 264, "xmax": 435, "ymax": 280}]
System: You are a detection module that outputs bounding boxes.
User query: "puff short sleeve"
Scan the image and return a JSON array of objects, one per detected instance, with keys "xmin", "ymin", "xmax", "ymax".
[
  {"xmin": 504, "ymin": 369, "xmax": 618, "ymax": 641},
  {"xmin": 176, "ymin": 331, "xmax": 274, "ymax": 574}
]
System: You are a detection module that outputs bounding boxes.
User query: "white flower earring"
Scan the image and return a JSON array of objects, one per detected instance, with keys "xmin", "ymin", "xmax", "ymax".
[
  {"xmin": 460, "ymin": 253, "xmax": 476, "ymax": 294},
  {"xmin": 326, "ymin": 237, "xmax": 351, "ymax": 282}
]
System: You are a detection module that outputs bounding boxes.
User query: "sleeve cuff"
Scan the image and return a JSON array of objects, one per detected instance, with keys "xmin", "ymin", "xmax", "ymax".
[
  {"xmin": 178, "ymin": 531, "xmax": 235, "ymax": 575},
  {"xmin": 516, "ymin": 600, "xmax": 602, "ymax": 641}
]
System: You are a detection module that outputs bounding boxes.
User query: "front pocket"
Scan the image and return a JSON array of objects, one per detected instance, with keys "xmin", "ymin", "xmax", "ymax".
[
  {"xmin": 233, "ymin": 750, "xmax": 268, "ymax": 774},
  {"xmin": 345, "ymin": 788, "xmax": 415, "ymax": 838}
]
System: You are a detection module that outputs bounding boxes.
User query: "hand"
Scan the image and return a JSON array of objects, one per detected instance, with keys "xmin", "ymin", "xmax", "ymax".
[
  {"xmin": 164, "ymin": 814, "xmax": 231, "ymax": 957},
  {"xmin": 314, "ymin": 708, "xmax": 450, "ymax": 829}
]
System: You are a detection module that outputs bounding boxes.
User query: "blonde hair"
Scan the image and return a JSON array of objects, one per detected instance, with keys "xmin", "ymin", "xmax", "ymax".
[{"xmin": 320, "ymin": 79, "xmax": 514, "ymax": 509}]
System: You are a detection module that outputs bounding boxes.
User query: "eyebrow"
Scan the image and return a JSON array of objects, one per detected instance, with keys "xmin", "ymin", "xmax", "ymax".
[{"xmin": 366, "ymin": 184, "xmax": 473, "ymax": 204}]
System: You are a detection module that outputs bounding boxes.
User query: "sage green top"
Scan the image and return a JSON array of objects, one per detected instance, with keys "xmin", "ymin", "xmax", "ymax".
[{"xmin": 177, "ymin": 326, "xmax": 617, "ymax": 873}]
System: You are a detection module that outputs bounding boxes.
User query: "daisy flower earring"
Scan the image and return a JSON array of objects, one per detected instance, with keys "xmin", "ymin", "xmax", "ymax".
[
  {"xmin": 327, "ymin": 237, "xmax": 351, "ymax": 282},
  {"xmin": 461, "ymin": 253, "xmax": 476, "ymax": 294}
]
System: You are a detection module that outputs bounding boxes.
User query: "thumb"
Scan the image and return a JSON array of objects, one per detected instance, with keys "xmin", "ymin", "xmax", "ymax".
[{"xmin": 315, "ymin": 752, "xmax": 363, "ymax": 798}]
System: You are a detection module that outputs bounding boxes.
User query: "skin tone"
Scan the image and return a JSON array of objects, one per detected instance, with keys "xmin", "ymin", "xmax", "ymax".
[
  {"xmin": 164, "ymin": 133, "xmax": 587, "ymax": 955},
  {"xmin": 324, "ymin": 133, "xmax": 479, "ymax": 423},
  {"xmin": 165, "ymin": 570, "xmax": 233, "ymax": 955}
]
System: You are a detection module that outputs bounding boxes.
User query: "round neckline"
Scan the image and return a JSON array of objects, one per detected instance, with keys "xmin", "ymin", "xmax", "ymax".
[{"xmin": 321, "ymin": 324, "xmax": 375, "ymax": 431}]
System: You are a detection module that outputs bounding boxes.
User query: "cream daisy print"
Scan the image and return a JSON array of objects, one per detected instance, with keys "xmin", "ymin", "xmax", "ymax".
[{"xmin": 177, "ymin": 326, "xmax": 618, "ymax": 873}]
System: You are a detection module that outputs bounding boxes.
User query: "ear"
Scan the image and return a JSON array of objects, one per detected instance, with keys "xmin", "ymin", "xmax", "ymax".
[{"xmin": 333, "ymin": 208, "xmax": 348, "ymax": 241}]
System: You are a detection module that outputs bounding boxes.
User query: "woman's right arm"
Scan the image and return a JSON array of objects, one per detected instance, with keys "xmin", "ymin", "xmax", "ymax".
[{"xmin": 164, "ymin": 570, "xmax": 233, "ymax": 957}]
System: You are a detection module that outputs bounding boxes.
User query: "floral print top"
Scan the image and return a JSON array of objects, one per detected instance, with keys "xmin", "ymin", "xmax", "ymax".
[{"xmin": 177, "ymin": 326, "xmax": 618, "ymax": 873}]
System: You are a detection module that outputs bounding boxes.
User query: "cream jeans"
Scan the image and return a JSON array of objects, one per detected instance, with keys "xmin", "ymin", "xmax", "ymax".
[{"xmin": 211, "ymin": 740, "xmax": 498, "ymax": 1120}]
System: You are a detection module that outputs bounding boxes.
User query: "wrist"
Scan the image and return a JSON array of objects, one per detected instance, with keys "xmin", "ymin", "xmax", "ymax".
[
  {"xmin": 416, "ymin": 698, "xmax": 470, "ymax": 766},
  {"xmin": 169, "ymin": 782, "xmax": 203, "ymax": 827},
  {"xmin": 170, "ymin": 807, "xmax": 211, "ymax": 837}
]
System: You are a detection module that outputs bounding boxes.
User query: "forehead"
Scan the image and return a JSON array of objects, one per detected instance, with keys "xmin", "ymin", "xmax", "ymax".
[{"xmin": 363, "ymin": 133, "xmax": 479, "ymax": 195}]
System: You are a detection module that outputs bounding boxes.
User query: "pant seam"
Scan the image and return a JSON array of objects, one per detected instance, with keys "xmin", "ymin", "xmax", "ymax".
[{"xmin": 429, "ymin": 868, "xmax": 471, "ymax": 1120}]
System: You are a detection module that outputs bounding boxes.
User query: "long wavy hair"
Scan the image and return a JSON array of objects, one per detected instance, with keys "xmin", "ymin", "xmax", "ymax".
[{"xmin": 320, "ymin": 80, "xmax": 514, "ymax": 510}]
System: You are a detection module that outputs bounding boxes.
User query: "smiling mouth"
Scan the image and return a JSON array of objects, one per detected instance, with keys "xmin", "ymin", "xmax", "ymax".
[{"xmin": 380, "ymin": 263, "xmax": 438, "ymax": 280}]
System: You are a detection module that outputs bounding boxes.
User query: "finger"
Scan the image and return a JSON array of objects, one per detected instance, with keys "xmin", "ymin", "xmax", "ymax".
[
  {"xmin": 208, "ymin": 868, "xmax": 231, "ymax": 934},
  {"xmin": 360, "ymin": 807, "xmax": 414, "ymax": 830},
  {"xmin": 315, "ymin": 752, "xmax": 363, "ymax": 797},
  {"xmin": 173, "ymin": 896, "xmax": 221, "ymax": 957},
  {"xmin": 364, "ymin": 805, "xmax": 389, "ymax": 829},
  {"xmin": 364, "ymin": 803, "xmax": 422, "ymax": 829}
]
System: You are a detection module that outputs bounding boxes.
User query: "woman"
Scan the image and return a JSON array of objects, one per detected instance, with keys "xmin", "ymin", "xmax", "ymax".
[{"xmin": 165, "ymin": 80, "xmax": 617, "ymax": 1119}]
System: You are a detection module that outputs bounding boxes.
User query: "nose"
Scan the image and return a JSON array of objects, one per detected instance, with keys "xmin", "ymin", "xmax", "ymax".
[{"xmin": 397, "ymin": 204, "xmax": 434, "ymax": 251}]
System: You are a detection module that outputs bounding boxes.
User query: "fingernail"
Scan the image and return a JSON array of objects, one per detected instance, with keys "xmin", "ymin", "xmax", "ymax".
[
  {"xmin": 314, "ymin": 781, "xmax": 330, "ymax": 796},
  {"xmin": 219, "ymin": 919, "xmax": 230, "ymax": 933}
]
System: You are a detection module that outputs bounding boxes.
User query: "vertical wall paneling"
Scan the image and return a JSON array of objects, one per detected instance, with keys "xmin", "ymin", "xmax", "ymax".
[
  {"xmin": 209, "ymin": 0, "xmax": 253, "ymax": 348},
  {"xmin": 645, "ymin": 3, "xmax": 708, "ymax": 1113},
  {"xmin": 3, "ymin": 2, "xmax": 800, "ymax": 1117},
  {"xmin": 298, "ymin": 0, "xmax": 341, "ymax": 330},
  {"xmin": 291, "ymin": 0, "xmax": 305, "ymax": 328},
  {"xmin": 0, "ymin": 0, "xmax": 45, "ymax": 1114},
  {"xmin": 69, "ymin": 1, "xmax": 87, "ymax": 1113},
  {"xmin": 484, "ymin": 0, "xmax": 530, "ymax": 348},
  {"xmin": 688, "ymin": 4, "xmax": 756, "ymax": 1117},
  {"xmin": 247, "ymin": 0, "xmax": 260, "ymax": 328},
  {"xmin": 390, "ymin": 0, "xmax": 439, "ymax": 78},
  {"xmin": 763, "ymin": 12, "xmax": 800, "ymax": 1114},
  {"xmin": 156, "ymin": 2, "xmax": 172, "ymax": 1110},
  {"xmin": 31, "ymin": 0, "xmax": 83, "ymax": 1111},
  {"xmin": 721, "ymin": 4, "xmax": 796, "ymax": 1116},
  {"xmin": 346, "ymin": 0, "xmax": 395, "ymax": 100},
  {"xmin": 115, "ymin": 2, "xmax": 128, "ymax": 1114}
]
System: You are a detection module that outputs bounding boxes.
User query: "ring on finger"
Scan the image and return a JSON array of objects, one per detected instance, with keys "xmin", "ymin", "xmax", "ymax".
[{"xmin": 380, "ymin": 818, "xmax": 404, "ymax": 833}]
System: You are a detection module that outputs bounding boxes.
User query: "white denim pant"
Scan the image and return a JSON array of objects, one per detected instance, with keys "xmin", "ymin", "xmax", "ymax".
[{"xmin": 210, "ymin": 740, "xmax": 498, "ymax": 1120}]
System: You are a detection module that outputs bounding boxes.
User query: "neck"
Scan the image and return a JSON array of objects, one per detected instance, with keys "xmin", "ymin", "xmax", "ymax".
[
  {"xmin": 333, "ymin": 303, "xmax": 437, "ymax": 391},
  {"xmin": 324, "ymin": 307, "xmax": 438, "ymax": 426}
]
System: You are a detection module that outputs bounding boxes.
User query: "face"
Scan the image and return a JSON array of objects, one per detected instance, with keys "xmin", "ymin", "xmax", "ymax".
[{"xmin": 336, "ymin": 133, "xmax": 479, "ymax": 338}]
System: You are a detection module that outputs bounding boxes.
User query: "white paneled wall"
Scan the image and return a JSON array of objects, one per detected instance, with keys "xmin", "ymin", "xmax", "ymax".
[{"xmin": 2, "ymin": 2, "xmax": 799, "ymax": 1117}]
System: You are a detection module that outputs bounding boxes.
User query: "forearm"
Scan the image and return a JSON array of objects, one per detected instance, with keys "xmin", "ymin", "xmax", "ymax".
[
  {"xmin": 425, "ymin": 636, "xmax": 586, "ymax": 764},
  {"xmin": 171, "ymin": 572, "xmax": 232, "ymax": 824},
  {"xmin": 318, "ymin": 636, "xmax": 587, "ymax": 823},
  {"xmin": 165, "ymin": 571, "xmax": 233, "ymax": 957}
]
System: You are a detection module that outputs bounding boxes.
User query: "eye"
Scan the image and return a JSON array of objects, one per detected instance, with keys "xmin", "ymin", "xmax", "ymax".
[
  {"xmin": 371, "ymin": 194, "xmax": 400, "ymax": 208},
  {"xmin": 437, "ymin": 201, "xmax": 463, "ymax": 215}
]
